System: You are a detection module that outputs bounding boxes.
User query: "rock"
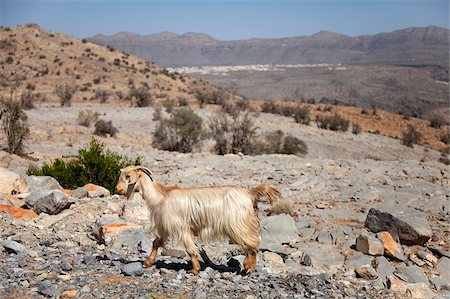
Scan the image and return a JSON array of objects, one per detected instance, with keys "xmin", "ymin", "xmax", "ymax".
[
  {"xmin": 294, "ymin": 243, "xmax": 345, "ymax": 274},
  {"xmin": 261, "ymin": 214, "xmax": 298, "ymax": 245},
  {"xmin": 377, "ymin": 231, "xmax": 406, "ymax": 261},
  {"xmin": 0, "ymin": 194, "xmax": 25, "ymax": 207},
  {"xmin": 344, "ymin": 251, "xmax": 373, "ymax": 271},
  {"xmin": 92, "ymin": 214, "xmax": 125, "ymax": 240},
  {"xmin": 263, "ymin": 252, "xmax": 289, "ymax": 273},
  {"xmin": 25, "ymin": 189, "xmax": 73, "ymax": 215},
  {"xmin": 436, "ymin": 257, "xmax": 450, "ymax": 281},
  {"xmin": 14, "ymin": 175, "xmax": 62, "ymax": 194},
  {"xmin": 72, "ymin": 183, "xmax": 110, "ymax": 198},
  {"xmin": 374, "ymin": 256, "xmax": 395, "ymax": 287},
  {"xmin": 99, "ymin": 222, "xmax": 151, "ymax": 251},
  {"xmin": 387, "ymin": 275, "xmax": 407, "ymax": 294},
  {"xmin": 1, "ymin": 240, "xmax": 28, "ymax": 254},
  {"xmin": 0, "ymin": 167, "xmax": 19, "ymax": 194},
  {"xmin": 121, "ymin": 262, "xmax": 143, "ymax": 276},
  {"xmin": 60, "ymin": 289, "xmax": 78, "ymax": 299},
  {"xmin": 316, "ymin": 231, "xmax": 333, "ymax": 244},
  {"xmin": 430, "ymin": 275, "xmax": 450, "ymax": 291},
  {"xmin": 37, "ymin": 280, "xmax": 59, "ymax": 297},
  {"xmin": 395, "ymin": 264, "xmax": 429, "ymax": 285},
  {"xmin": 416, "ymin": 249, "xmax": 438, "ymax": 265},
  {"xmin": 355, "ymin": 265, "xmax": 378, "ymax": 280},
  {"xmin": 355, "ymin": 234, "xmax": 384, "ymax": 256},
  {"xmin": 365, "ymin": 206, "xmax": 432, "ymax": 246},
  {"xmin": 0, "ymin": 204, "xmax": 38, "ymax": 219},
  {"xmin": 406, "ymin": 283, "xmax": 436, "ymax": 299}
]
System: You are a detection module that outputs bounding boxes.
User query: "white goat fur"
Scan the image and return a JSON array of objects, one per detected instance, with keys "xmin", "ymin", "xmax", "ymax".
[{"xmin": 115, "ymin": 165, "xmax": 279, "ymax": 274}]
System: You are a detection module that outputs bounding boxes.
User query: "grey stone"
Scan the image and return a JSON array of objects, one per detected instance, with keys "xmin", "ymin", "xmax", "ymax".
[
  {"xmin": 121, "ymin": 262, "xmax": 143, "ymax": 276},
  {"xmin": 395, "ymin": 264, "xmax": 429, "ymax": 285},
  {"xmin": 21, "ymin": 175, "xmax": 62, "ymax": 193},
  {"xmin": 25, "ymin": 189, "xmax": 72, "ymax": 215},
  {"xmin": 355, "ymin": 234, "xmax": 384, "ymax": 256},
  {"xmin": 316, "ymin": 231, "xmax": 333, "ymax": 244},
  {"xmin": 37, "ymin": 280, "xmax": 59, "ymax": 297},
  {"xmin": 1, "ymin": 240, "xmax": 27, "ymax": 254},
  {"xmin": 374, "ymin": 256, "xmax": 396, "ymax": 287},
  {"xmin": 261, "ymin": 214, "xmax": 298, "ymax": 244},
  {"xmin": 436, "ymin": 257, "xmax": 450, "ymax": 281},
  {"xmin": 430, "ymin": 275, "xmax": 450, "ymax": 291},
  {"xmin": 355, "ymin": 265, "xmax": 378, "ymax": 280},
  {"xmin": 406, "ymin": 283, "xmax": 436, "ymax": 299},
  {"xmin": 92, "ymin": 214, "xmax": 125, "ymax": 240},
  {"xmin": 71, "ymin": 187, "xmax": 88, "ymax": 199},
  {"xmin": 365, "ymin": 205, "xmax": 433, "ymax": 246},
  {"xmin": 294, "ymin": 243, "xmax": 345, "ymax": 273},
  {"xmin": 344, "ymin": 252, "xmax": 373, "ymax": 270}
]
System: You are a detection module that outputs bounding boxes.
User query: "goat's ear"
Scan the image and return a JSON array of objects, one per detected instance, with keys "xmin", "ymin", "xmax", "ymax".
[{"xmin": 137, "ymin": 166, "xmax": 153, "ymax": 181}]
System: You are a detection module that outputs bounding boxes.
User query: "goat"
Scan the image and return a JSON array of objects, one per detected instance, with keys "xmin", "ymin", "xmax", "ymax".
[{"xmin": 115, "ymin": 165, "xmax": 280, "ymax": 275}]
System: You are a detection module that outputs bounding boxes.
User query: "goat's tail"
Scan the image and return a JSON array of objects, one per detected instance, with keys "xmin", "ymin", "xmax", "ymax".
[{"xmin": 250, "ymin": 184, "xmax": 280, "ymax": 209}]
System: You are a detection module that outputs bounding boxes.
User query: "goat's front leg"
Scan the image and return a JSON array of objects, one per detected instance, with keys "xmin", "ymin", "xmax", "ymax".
[
  {"xmin": 243, "ymin": 250, "xmax": 257, "ymax": 275},
  {"xmin": 144, "ymin": 237, "xmax": 162, "ymax": 268},
  {"xmin": 189, "ymin": 253, "xmax": 201, "ymax": 275}
]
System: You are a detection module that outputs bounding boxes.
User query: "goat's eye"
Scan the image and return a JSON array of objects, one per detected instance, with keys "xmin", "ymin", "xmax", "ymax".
[{"xmin": 125, "ymin": 175, "xmax": 131, "ymax": 180}]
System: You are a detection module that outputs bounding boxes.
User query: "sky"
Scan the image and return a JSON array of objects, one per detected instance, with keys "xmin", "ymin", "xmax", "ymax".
[{"xmin": 1, "ymin": 0, "xmax": 449, "ymax": 40}]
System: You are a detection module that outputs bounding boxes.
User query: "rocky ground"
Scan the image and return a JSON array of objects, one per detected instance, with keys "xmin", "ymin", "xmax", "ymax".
[{"xmin": 0, "ymin": 105, "xmax": 449, "ymax": 298}]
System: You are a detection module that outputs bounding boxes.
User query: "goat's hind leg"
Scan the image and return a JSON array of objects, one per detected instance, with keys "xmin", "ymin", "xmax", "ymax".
[
  {"xmin": 144, "ymin": 237, "xmax": 163, "ymax": 268},
  {"xmin": 182, "ymin": 233, "xmax": 200, "ymax": 275}
]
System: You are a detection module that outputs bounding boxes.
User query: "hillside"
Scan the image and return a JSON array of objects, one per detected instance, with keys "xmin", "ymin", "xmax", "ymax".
[
  {"xmin": 88, "ymin": 26, "xmax": 450, "ymax": 68},
  {"xmin": 0, "ymin": 24, "xmax": 231, "ymax": 106}
]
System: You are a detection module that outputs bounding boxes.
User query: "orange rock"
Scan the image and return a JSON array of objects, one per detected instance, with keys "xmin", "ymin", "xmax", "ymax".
[
  {"xmin": 84, "ymin": 183, "xmax": 100, "ymax": 191},
  {"xmin": 0, "ymin": 204, "xmax": 38, "ymax": 219},
  {"xmin": 377, "ymin": 231, "xmax": 405, "ymax": 260},
  {"xmin": 101, "ymin": 223, "xmax": 140, "ymax": 236},
  {"xmin": 1, "ymin": 194, "xmax": 25, "ymax": 207},
  {"xmin": 60, "ymin": 289, "xmax": 78, "ymax": 299},
  {"xmin": 62, "ymin": 189, "xmax": 74, "ymax": 196}
]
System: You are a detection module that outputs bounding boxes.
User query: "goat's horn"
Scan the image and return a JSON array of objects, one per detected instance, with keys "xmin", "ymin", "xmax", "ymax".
[{"xmin": 137, "ymin": 166, "xmax": 153, "ymax": 181}]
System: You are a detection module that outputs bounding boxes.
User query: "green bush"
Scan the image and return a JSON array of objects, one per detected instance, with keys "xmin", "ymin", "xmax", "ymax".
[
  {"xmin": 28, "ymin": 138, "xmax": 141, "ymax": 192},
  {"xmin": 1, "ymin": 99, "xmax": 30, "ymax": 155},
  {"xmin": 152, "ymin": 108, "xmax": 205, "ymax": 153}
]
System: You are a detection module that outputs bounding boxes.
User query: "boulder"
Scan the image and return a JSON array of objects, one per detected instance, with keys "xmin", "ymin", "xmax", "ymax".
[
  {"xmin": 261, "ymin": 214, "xmax": 298, "ymax": 245},
  {"xmin": 13, "ymin": 175, "xmax": 62, "ymax": 194},
  {"xmin": 0, "ymin": 167, "xmax": 19, "ymax": 194},
  {"xmin": 365, "ymin": 206, "xmax": 432, "ymax": 246},
  {"xmin": 72, "ymin": 183, "xmax": 110, "ymax": 198},
  {"xmin": 395, "ymin": 265, "xmax": 429, "ymax": 285},
  {"xmin": 436, "ymin": 257, "xmax": 450, "ymax": 281},
  {"xmin": 25, "ymin": 189, "xmax": 73, "ymax": 215},
  {"xmin": 355, "ymin": 234, "xmax": 384, "ymax": 256},
  {"xmin": 0, "ymin": 204, "xmax": 38, "ymax": 219}
]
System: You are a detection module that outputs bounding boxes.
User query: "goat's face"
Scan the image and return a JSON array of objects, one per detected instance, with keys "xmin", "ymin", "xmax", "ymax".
[{"xmin": 115, "ymin": 165, "xmax": 153, "ymax": 199}]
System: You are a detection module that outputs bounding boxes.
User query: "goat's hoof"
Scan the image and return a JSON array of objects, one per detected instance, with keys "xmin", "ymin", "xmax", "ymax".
[
  {"xmin": 143, "ymin": 259, "xmax": 155, "ymax": 268},
  {"xmin": 242, "ymin": 268, "xmax": 255, "ymax": 276},
  {"xmin": 189, "ymin": 269, "xmax": 199, "ymax": 276}
]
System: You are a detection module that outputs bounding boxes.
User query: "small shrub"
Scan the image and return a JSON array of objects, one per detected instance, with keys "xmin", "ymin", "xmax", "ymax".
[
  {"xmin": 230, "ymin": 112, "xmax": 258, "ymax": 155},
  {"xmin": 152, "ymin": 108, "xmax": 205, "ymax": 153},
  {"xmin": 77, "ymin": 110, "xmax": 99, "ymax": 127},
  {"xmin": 0, "ymin": 99, "xmax": 30, "ymax": 155},
  {"xmin": 209, "ymin": 112, "xmax": 232, "ymax": 155},
  {"xmin": 352, "ymin": 122, "xmax": 362, "ymax": 135},
  {"xmin": 440, "ymin": 131, "xmax": 449, "ymax": 145},
  {"xmin": 94, "ymin": 119, "xmax": 117, "ymax": 137},
  {"xmin": 430, "ymin": 115, "xmax": 446, "ymax": 128},
  {"xmin": 178, "ymin": 98, "xmax": 188, "ymax": 106},
  {"xmin": 401, "ymin": 124, "xmax": 421, "ymax": 147},
  {"xmin": 94, "ymin": 89, "xmax": 110, "ymax": 103},
  {"xmin": 19, "ymin": 89, "xmax": 35, "ymax": 110},
  {"xmin": 130, "ymin": 84, "xmax": 152, "ymax": 107},
  {"xmin": 282, "ymin": 135, "xmax": 308, "ymax": 155},
  {"xmin": 152, "ymin": 107, "xmax": 162, "ymax": 121},
  {"xmin": 261, "ymin": 101, "xmax": 281, "ymax": 114},
  {"xmin": 55, "ymin": 84, "xmax": 76, "ymax": 107},
  {"xmin": 5, "ymin": 56, "xmax": 14, "ymax": 64},
  {"xmin": 292, "ymin": 106, "xmax": 310, "ymax": 125},
  {"xmin": 28, "ymin": 138, "xmax": 141, "ymax": 192},
  {"xmin": 316, "ymin": 113, "xmax": 349, "ymax": 131}
]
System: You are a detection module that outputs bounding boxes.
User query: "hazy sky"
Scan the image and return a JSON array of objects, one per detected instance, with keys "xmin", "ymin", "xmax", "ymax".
[{"xmin": 1, "ymin": 0, "xmax": 449, "ymax": 40}]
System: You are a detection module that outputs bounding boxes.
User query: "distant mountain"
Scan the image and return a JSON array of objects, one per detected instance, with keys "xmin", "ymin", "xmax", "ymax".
[{"xmin": 87, "ymin": 26, "xmax": 449, "ymax": 67}]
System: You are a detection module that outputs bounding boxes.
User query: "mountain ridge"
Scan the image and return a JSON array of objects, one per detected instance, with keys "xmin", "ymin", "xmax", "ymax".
[{"xmin": 87, "ymin": 26, "xmax": 449, "ymax": 67}]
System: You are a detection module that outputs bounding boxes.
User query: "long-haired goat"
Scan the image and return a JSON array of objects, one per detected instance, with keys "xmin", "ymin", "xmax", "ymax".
[{"xmin": 115, "ymin": 165, "xmax": 280, "ymax": 275}]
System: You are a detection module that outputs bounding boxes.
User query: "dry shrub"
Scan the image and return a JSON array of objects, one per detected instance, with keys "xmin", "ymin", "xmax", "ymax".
[
  {"xmin": 152, "ymin": 108, "xmax": 205, "ymax": 153},
  {"xmin": 19, "ymin": 89, "xmax": 35, "ymax": 110},
  {"xmin": 94, "ymin": 119, "xmax": 117, "ymax": 137},
  {"xmin": 0, "ymin": 99, "xmax": 30, "ymax": 155},
  {"xmin": 401, "ymin": 124, "xmax": 421, "ymax": 147},
  {"xmin": 316, "ymin": 113, "xmax": 349, "ymax": 131},
  {"xmin": 55, "ymin": 84, "xmax": 76, "ymax": 107},
  {"xmin": 77, "ymin": 110, "xmax": 99, "ymax": 127}
]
